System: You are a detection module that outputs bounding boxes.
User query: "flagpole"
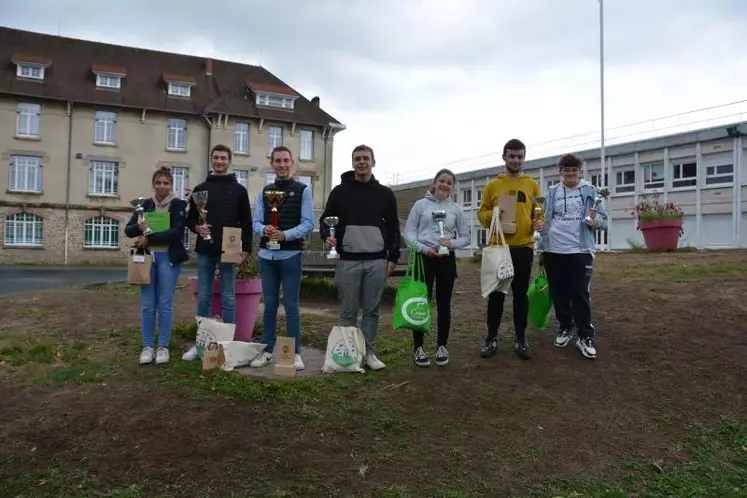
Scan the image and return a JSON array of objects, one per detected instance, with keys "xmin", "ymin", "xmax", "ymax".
[{"xmin": 599, "ymin": 0, "xmax": 607, "ymax": 250}]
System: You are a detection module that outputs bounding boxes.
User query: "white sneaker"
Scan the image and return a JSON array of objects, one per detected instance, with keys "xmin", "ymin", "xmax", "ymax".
[
  {"xmin": 366, "ymin": 353, "xmax": 386, "ymax": 371},
  {"xmin": 139, "ymin": 347, "xmax": 154, "ymax": 365},
  {"xmin": 294, "ymin": 354, "xmax": 305, "ymax": 370},
  {"xmin": 250, "ymin": 352, "xmax": 273, "ymax": 368},
  {"xmin": 155, "ymin": 347, "xmax": 170, "ymax": 365},
  {"xmin": 576, "ymin": 337, "xmax": 598, "ymax": 359},
  {"xmin": 181, "ymin": 346, "xmax": 199, "ymax": 361}
]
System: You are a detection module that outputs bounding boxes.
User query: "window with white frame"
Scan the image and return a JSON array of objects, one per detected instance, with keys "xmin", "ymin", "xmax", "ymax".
[
  {"xmin": 89, "ymin": 161, "xmax": 118, "ymax": 196},
  {"xmin": 267, "ymin": 126, "xmax": 283, "ymax": 154},
  {"xmin": 234, "ymin": 123, "xmax": 249, "ymax": 154},
  {"xmin": 234, "ymin": 170, "xmax": 249, "ymax": 188},
  {"xmin": 9, "ymin": 155, "xmax": 42, "ymax": 193},
  {"xmin": 300, "ymin": 130, "xmax": 314, "ymax": 161},
  {"xmin": 94, "ymin": 111, "xmax": 117, "ymax": 145},
  {"xmin": 265, "ymin": 172, "xmax": 276, "ymax": 185},
  {"xmin": 16, "ymin": 103, "xmax": 40, "ymax": 138},
  {"xmin": 546, "ymin": 178, "xmax": 560, "ymax": 192},
  {"xmin": 478, "ymin": 229, "xmax": 487, "ymax": 247},
  {"xmin": 451, "ymin": 192, "xmax": 457, "ymax": 203},
  {"xmin": 671, "ymin": 160, "xmax": 697, "ymax": 188},
  {"xmin": 171, "ymin": 166, "xmax": 189, "ymax": 199},
  {"xmin": 96, "ymin": 74, "xmax": 121, "ymax": 89},
  {"xmin": 615, "ymin": 169, "xmax": 635, "ymax": 193},
  {"xmin": 642, "ymin": 162, "xmax": 664, "ymax": 190},
  {"xmin": 703, "ymin": 153, "xmax": 734, "ymax": 185},
  {"xmin": 476, "ymin": 189, "xmax": 482, "ymax": 204},
  {"xmin": 4, "ymin": 212, "xmax": 43, "ymax": 246},
  {"xmin": 17, "ymin": 64, "xmax": 44, "ymax": 80},
  {"xmin": 167, "ymin": 118, "xmax": 187, "ymax": 150},
  {"xmin": 256, "ymin": 92, "xmax": 294, "ymax": 110},
  {"xmin": 590, "ymin": 172, "xmax": 608, "ymax": 187},
  {"xmin": 84, "ymin": 217, "xmax": 119, "ymax": 248},
  {"xmin": 168, "ymin": 83, "xmax": 191, "ymax": 97},
  {"xmin": 462, "ymin": 189, "xmax": 472, "ymax": 207}
]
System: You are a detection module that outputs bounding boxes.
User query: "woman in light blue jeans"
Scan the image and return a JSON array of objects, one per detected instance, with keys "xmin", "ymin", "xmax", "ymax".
[{"xmin": 125, "ymin": 166, "xmax": 189, "ymax": 365}]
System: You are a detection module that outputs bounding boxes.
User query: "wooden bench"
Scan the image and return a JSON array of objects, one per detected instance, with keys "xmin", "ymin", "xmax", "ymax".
[{"xmin": 301, "ymin": 248, "xmax": 410, "ymax": 278}]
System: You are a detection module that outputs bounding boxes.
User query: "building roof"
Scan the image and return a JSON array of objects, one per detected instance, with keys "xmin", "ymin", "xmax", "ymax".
[
  {"xmin": 0, "ymin": 27, "xmax": 342, "ymax": 128},
  {"xmin": 391, "ymin": 120, "xmax": 747, "ymax": 191}
]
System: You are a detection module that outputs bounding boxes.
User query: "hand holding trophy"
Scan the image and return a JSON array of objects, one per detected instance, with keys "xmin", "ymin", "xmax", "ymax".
[
  {"xmin": 323, "ymin": 216, "xmax": 339, "ymax": 259},
  {"xmin": 264, "ymin": 190, "xmax": 285, "ymax": 250},
  {"xmin": 585, "ymin": 187, "xmax": 610, "ymax": 227},
  {"xmin": 130, "ymin": 197, "xmax": 153, "ymax": 236},
  {"xmin": 431, "ymin": 209, "xmax": 450, "ymax": 255},
  {"xmin": 191, "ymin": 191, "xmax": 212, "ymax": 242}
]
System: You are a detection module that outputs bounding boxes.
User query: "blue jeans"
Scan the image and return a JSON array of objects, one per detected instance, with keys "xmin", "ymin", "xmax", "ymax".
[
  {"xmin": 258, "ymin": 253, "xmax": 302, "ymax": 354},
  {"xmin": 196, "ymin": 252, "xmax": 237, "ymax": 324},
  {"xmin": 140, "ymin": 251, "xmax": 182, "ymax": 348}
]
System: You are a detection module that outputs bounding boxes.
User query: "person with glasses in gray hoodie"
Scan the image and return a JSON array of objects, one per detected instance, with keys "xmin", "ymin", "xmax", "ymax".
[
  {"xmin": 403, "ymin": 168, "xmax": 470, "ymax": 367},
  {"xmin": 537, "ymin": 153, "xmax": 608, "ymax": 360}
]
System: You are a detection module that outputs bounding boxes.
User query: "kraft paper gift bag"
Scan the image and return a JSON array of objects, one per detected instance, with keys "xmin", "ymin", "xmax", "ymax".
[
  {"xmin": 127, "ymin": 247, "xmax": 152, "ymax": 285},
  {"xmin": 221, "ymin": 227, "xmax": 243, "ymax": 263},
  {"xmin": 497, "ymin": 194, "xmax": 517, "ymax": 235},
  {"xmin": 202, "ymin": 341, "xmax": 226, "ymax": 371}
]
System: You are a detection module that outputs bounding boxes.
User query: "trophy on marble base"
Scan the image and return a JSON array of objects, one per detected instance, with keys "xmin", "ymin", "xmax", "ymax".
[
  {"xmin": 129, "ymin": 197, "xmax": 153, "ymax": 236},
  {"xmin": 323, "ymin": 216, "xmax": 339, "ymax": 259},
  {"xmin": 191, "ymin": 191, "xmax": 212, "ymax": 242},
  {"xmin": 585, "ymin": 187, "xmax": 610, "ymax": 226},
  {"xmin": 431, "ymin": 209, "xmax": 450, "ymax": 255},
  {"xmin": 264, "ymin": 190, "xmax": 286, "ymax": 250}
]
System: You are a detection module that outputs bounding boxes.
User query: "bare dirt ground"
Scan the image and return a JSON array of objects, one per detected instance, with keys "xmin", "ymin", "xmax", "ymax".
[{"xmin": 1, "ymin": 250, "xmax": 746, "ymax": 497}]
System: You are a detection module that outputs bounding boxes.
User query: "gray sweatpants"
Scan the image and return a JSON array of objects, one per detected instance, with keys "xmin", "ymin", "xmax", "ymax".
[{"xmin": 335, "ymin": 259, "xmax": 388, "ymax": 354}]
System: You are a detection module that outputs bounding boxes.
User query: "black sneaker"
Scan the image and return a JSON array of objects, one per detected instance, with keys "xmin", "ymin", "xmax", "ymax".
[
  {"xmin": 435, "ymin": 346, "xmax": 449, "ymax": 366},
  {"xmin": 413, "ymin": 346, "xmax": 430, "ymax": 367},
  {"xmin": 480, "ymin": 336, "xmax": 498, "ymax": 358},
  {"xmin": 553, "ymin": 327, "xmax": 575, "ymax": 348},
  {"xmin": 515, "ymin": 339, "xmax": 533, "ymax": 360}
]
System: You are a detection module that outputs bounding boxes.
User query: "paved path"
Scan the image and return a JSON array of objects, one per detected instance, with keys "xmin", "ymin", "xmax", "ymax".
[{"xmin": 0, "ymin": 266, "xmax": 196, "ymax": 296}]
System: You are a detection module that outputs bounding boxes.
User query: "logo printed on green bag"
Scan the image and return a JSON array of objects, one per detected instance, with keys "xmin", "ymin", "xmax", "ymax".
[
  {"xmin": 401, "ymin": 297, "xmax": 430, "ymax": 326},
  {"xmin": 331, "ymin": 339, "xmax": 359, "ymax": 368}
]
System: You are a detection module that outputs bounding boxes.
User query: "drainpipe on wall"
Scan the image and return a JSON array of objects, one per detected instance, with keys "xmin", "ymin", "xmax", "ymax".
[
  {"xmin": 64, "ymin": 101, "xmax": 74, "ymax": 266},
  {"xmin": 201, "ymin": 114, "xmax": 213, "ymax": 179},
  {"xmin": 321, "ymin": 125, "xmax": 329, "ymax": 209}
]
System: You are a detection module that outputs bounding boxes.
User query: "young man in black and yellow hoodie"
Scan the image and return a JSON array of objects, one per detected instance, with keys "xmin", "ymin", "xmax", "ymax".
[{"xmin": 476, "ymin": 138, "xmax": 544, "ymax": 360}]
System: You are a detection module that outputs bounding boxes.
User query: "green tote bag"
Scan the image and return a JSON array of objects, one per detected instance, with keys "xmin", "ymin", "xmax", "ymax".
[
  {"xmin": 527, "ymin": 268, "xmax": 552, "ymax": 331},
  {"xmin": 392, "ymin": 246, "xmax": 431, "ymax": 333}
]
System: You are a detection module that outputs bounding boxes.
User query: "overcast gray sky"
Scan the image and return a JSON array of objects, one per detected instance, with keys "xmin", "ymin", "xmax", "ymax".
[{"xmin": 3, "ymin": 0, "xmax": 747, "ymax": 185}]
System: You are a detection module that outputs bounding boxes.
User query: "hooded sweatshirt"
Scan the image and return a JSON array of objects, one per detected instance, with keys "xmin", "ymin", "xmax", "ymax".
[
  {"xmin": 476, "ymin": 173, "xmax": 543, "ymax": 247},
  {"xmin": 547, "ymin": 178, "xmax": 591, "ymax": 254},
  {"xmin": 319, "ymin": 170, "xmax": 401, "ymax": 263},
  {"xmin": 403, "ymin": 190, "xmax": 470, "ymax": 254}
]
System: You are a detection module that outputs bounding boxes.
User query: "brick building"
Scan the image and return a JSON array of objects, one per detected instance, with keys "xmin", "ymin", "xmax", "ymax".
[{"xmin": 0, "ymin": 27, "xmax": 345, "ymax": 265}]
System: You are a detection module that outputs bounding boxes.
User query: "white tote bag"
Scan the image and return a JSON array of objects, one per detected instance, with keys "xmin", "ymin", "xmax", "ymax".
[
  {"xmin": 480, "ymin": 207, "xmax": 515, "ymax": 298},
  {"xmin": 321, "ymin": 326, "xmax": 366, "ymax": 374}
]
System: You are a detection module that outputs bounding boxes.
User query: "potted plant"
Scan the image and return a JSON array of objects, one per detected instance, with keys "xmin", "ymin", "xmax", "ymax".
[
  {"xmin": 632, "ymin": 194, "xmax": 684, "ymax": 250},
  {"xmin": 188, "ymin": 240, "xmax": 263, "ymax": 342}
]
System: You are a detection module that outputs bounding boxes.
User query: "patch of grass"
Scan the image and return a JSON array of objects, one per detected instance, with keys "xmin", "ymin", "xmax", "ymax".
[
  {"xmin": 532, "ymin": 418, "xmax": 747, "ymax": 497},
  {"xmin": 41, "ymin": 360, "xmax": 115, "ymax": 387},
  {"xmin": 665, "ymin": 264, "xmax": 746, "ymax": 282},
  {"xmin": 17, "ymin": 307, "xmax": 52, "ymax": 319},
  {"xmin": 0, "ymin": 336, "xmax": 89, "ymax": 366}
]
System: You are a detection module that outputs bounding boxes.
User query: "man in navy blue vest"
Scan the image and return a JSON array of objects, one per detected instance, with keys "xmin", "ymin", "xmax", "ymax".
[{"xmin": 250, "ymin": 146, "xmax": 315, "ymax": 370}]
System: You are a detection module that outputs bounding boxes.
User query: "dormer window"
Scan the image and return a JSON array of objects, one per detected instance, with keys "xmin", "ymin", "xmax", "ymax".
[
  {"xmin": 163, "ymin": 73, "xmax": 196, "ymax": 98},
  {"xmin": 247, "ymin": 82, "xmax": 299, "ymax": 110},
  {"xmin": 92, "ymin": 64, "xmax": 126, "ymax": 90},
  {"xmin": 11, "ymin": 53, "xmax": 52, "ymax": 81}
]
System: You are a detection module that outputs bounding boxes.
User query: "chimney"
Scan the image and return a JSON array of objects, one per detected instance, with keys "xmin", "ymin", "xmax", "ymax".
[
  {"xmin": 311, "ymin": 96, "xmax": 320, "ymax": 106},
  {"xmin": 205, "ymin": 58, "xmax": 213, "ymax": 76}
]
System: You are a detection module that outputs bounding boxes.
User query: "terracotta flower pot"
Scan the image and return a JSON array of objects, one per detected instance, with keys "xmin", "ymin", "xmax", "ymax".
[{"xmin": 639, "ymin": 218, "xmax": 683, "ymax": 250}]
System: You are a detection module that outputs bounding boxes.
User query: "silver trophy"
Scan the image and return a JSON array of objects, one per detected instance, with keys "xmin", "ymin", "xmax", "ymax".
[
  {"xmin": 431, "ymin": 209, "xmax": 449, "ymax": 255},
  {"xmin": 191, "ymin": 191, "xmax": 212, "ymax": 242},
  {"xmin": 323, "ymin": 216, "xmax": 339, "ymax": 259},
  {"xmin": 532, "ymin": 196, "xmax": 546, "ymax": 245},
  {"xmin": 584, "ymin": 187, "xmax": 610, "ymax": 226},
  {"xmin": 129, "ymin": 197, "xmax": 153, "ymax": 236}
]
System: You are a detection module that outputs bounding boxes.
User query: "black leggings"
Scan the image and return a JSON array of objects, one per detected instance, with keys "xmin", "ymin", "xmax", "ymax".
[
  {"xmin": 486, "ymin": 246, "xmax": 534, "ymax": 342},
  {"xmin": 413, "ymin": 252, "xmax": 457, "ymax": 349}
]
